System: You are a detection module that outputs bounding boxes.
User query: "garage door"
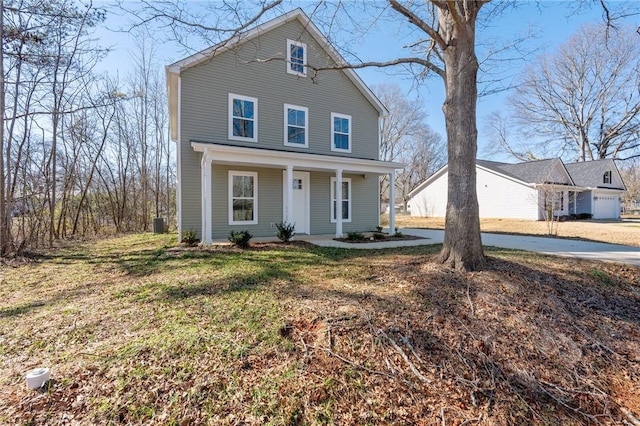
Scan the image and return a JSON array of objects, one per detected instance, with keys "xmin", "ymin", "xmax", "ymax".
[{"xmin": 593, "ymin": 194, "xmax": 619, "ymax": 219}]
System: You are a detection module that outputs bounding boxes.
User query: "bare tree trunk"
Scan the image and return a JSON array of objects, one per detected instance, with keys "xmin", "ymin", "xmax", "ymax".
[
  {"xmin": 436, "ymin": 8, "xmax": 486, "ymax": 271},
  {"xmin": 0, "ymin": 0, "xmax": 7, "ymax": 256}
]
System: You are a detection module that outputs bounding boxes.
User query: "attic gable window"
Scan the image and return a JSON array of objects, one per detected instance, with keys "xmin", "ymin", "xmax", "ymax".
[
  {"xmin": 287, "ymin": 39, "xmax": 307, "ymax": 77},
  {"xmin": 603, "ymin": 170, "xmax": 612, "ymax": 184}
]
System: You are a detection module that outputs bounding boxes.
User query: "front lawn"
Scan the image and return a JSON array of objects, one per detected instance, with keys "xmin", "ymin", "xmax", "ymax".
[{"xmin": 1, "ymin": 234, "xmax": 639, "ymax": 424}]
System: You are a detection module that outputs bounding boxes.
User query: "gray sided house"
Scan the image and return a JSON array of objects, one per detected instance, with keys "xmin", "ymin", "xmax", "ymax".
[{"xmin": 166, "ymin": 9, "xmax": 404, "ymax": 243}]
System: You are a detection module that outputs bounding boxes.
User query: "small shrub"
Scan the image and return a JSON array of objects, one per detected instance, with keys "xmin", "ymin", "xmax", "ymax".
[
  {"xmin": 228, "ymin": 230, "xmax": 253, "ymax": 249},
  {"xmin": 275, "ymin": 221, "xmax": 296, "ymax": 243},
  {"xmin": 375, "ymin": 226, "xmax": 383, "ymax": 233},
  {"xmin": 181, "ymin": 229, "xmax": 199, "ymax": 246},
  {"xmin": 346, "ymin": 231, "xmax": 365, "ymax": 241},
  {"xmin": 588, "ymin": 269, "xmax": 613, "ymax": 285},
  {"xmin": 394, "ymin": 227, "xmax": 404, "ymax": 238}
]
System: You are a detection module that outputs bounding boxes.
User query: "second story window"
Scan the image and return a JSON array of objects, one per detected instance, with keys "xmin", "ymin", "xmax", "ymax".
[
  {"xmin": 603, "ymin": 170, "xmax": 612, "ymax": 184},
  {"xmin": 284, "ymin": 104, "xmax": 308, "ymax": 147},
  {"xmin": 229, "ymin": 94, "xmax": 257, "ymax": 142},
  {"xmin": 331, "ymin": 113, "xmax": 351, "ymax": 153},
  {"xmin": 287, "ymin": 39, "xmax": 307, "ymax": 77}
]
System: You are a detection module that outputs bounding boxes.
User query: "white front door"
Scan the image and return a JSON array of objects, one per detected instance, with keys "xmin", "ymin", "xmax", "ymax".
[{"xmin": 283, "ymin": 171, "xmax": 310, "ymax": 234}]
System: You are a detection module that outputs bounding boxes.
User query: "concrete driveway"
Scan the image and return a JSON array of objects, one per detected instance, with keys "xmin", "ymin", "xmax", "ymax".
[
  {"xmin": 404, "ymin": 229, "xmax": 640, "ymax": 267},
  {"xmin": 306, "ymin": 228, "xmax": 640, "ymax": 267}
]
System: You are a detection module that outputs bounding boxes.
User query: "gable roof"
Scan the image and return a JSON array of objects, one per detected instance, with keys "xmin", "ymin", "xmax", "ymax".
[
  {"xmin": 409, "ymin": 157, "xmax": 627, "ymax": 201},
  {"xmin": 564, "ymin": 158, "xmax": 626, "ymax": 190},
  {"xmin": 478, "ymin": 158, "xmax": 574, "ymax": 186},
  {"xmin": 165, "ymin": 8, "xmax": 387, "ymax": 122}
]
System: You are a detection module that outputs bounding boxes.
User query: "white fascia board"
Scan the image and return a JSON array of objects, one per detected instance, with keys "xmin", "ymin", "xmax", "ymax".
[
  {"xmin": 589, "ymin": 187, "xmax": 626, "ymax": 193},
  {"xmin": 407, "ymin": 164, "xmax": 448, "ymax": 199},
  {"xmin": 166, "ymin": 8, "xmax": 388, "ymax": 116},
  {"xmin": 294, "ymin": 12, "xmax": 388, "ymax": 116},
  {"xmin": 556, "ymin": 159, "xmax": 576, "ymax": 186},
  {"xmin": 166, "ymin": 9, "xmax": 303, "ymax": 72},
  {"xmin": 611, "ymin": 160, "xmax": 628, "ymax": 191},
  {"xmin": 533, "ymin": 183, "xmax": 587, "ymax": 192},
  {"xmin": 165, "ymin": 67, "xmax": 179, "ymax": 142},
  {"xmin": 191, "ymin": 142, "xmax": 404, "ymax": 174}
]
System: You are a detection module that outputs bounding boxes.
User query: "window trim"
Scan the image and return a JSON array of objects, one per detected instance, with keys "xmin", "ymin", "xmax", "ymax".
[
  {"xmin": 330, "ymin": 177, "xmax": 352, "ymax": 223},
  {"xmin": 228, "ymin": 171, "xmax": 258, "ymax": 225},
  {"xmin": 286, "ymin": 39, "xmax": 307, "ymax": 77},
  {"xmin": 603, "ymin": 170, "xmax": 612, "ymax": 184},
  {"xmin": 330, "ymin": 112, "xmax": 352, "ymax": 153},
  {"xmin": 228, "ymin": 93, "xmax": 258, "ymax": 142},
  {"xmin": 283, "ymin": 103, "xmax": 309, "ymax": 148}
]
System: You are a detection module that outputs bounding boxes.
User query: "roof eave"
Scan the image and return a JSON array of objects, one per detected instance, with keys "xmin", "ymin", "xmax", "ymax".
[{"xmin": 166, "ymin": 8, "xmax": 388, "ymax": 116}]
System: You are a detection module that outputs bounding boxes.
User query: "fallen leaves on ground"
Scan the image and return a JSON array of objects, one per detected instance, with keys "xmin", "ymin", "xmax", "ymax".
[{"xmin": 1, "ymin": 235, "xmax": 639, "ymax": 425}]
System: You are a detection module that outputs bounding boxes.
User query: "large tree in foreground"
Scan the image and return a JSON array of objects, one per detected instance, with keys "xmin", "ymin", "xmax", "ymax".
[{"xmin": 386, "ymin": 1, "xmax": 487, "ymax": 270}]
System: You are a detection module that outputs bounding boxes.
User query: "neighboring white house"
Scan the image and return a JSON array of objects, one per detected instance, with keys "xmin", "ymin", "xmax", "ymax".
[{"xmin": 407, "ymin": 158, "xmax": 626, "ymax": 220}]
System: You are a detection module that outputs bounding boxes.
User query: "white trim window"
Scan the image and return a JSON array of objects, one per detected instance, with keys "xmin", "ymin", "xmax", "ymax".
[
  {"xmin": 331, "ymin": 113, "xmax": 351, "ymax": 153},
  {"xmin": 286, "ymin": 39, "xmax": 307, "ymax": 76},
  {"xmin": 284, "ymin": 104, "xmax": 308, "ymax": 147},
  {"xmin": 229, "ymin": 171, "xmax": 258, "ymax": 225},
  {"xmin": 603, "ymin": 170, "xmax": 612, "ymax": 184},
  {"xmin": 330, "ymin": 177, "xmax": 351, "ymax": 223},
  {"xmin": 228, "ymin": 94, "xmax": 257, "ymax": 142}
]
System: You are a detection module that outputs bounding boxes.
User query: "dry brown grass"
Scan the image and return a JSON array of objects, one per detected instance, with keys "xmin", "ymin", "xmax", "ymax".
[
  {"xmin": 387, "ymin": 215, "xmax": 640, "ymax": 247},
  {"xmin": 1, "ymin": 234, "xmax": 639, "ymax": 424}
]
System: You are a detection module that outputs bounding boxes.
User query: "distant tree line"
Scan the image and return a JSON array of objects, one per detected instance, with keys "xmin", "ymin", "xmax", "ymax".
[{"xmin": 1, "ymin": 0, "xmax": 174, "ymax": 256}]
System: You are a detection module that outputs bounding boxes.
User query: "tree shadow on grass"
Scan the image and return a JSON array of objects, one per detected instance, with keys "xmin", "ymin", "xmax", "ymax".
[
  {"xmin": 98, "ymin": 243, "xmax": 443, "ymax": 278},
  {"xmin": 0, "ymin": 300, "xmax": 46, "ymax": 318}
]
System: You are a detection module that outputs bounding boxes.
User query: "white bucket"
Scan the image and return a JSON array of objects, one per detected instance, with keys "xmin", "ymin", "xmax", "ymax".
[{"xmin": 26, "ymin": 368, "xmax": 50, "ymax": 389}]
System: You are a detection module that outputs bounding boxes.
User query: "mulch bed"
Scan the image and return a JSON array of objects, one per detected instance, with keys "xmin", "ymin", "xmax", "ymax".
[{"xmin": 334, "ymin": 234, "xmax": 426, "ymax": 243}]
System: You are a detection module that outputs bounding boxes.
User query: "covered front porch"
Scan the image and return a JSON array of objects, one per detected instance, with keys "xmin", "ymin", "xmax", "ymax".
[
  {"xmin": 536, "ymin": 184, "xmax": 586, "ymax": 219},
  {"xmin": 192, "ymin": 142, "xmax": 404, "ymax": 244}
]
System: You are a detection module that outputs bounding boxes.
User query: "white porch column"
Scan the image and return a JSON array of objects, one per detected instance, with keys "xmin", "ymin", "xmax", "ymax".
[
  {"xmin": 285, "ymin": 164, "xmax": 294, "ymax": 224},
  {"xmin": 389, "ymin": 169, "xmax": 396, "ymax": 234},
  {"xmin": 335, "ymin": 168, "xmax": 343, "ymax": 238},
  {"xmin": 573, "ymin": 191, "xmax": 577, "ymax": 214},
  {"xmin": 201, "ymin": 152, "xmax": 212, "ymax": 244}
]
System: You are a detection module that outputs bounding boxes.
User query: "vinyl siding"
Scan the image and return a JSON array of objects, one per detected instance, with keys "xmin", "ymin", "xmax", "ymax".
[
  {"xmin": 180, "ymin": 147, "xmax": 202, "ymax": 238},
  {"xmin": 408, "ymin": 171, "xmax": 447, "ymax": 217},
  {"xmin": 575, "ymin": 190, "xmax": 592, "ymax": 215},
  {"xmin": 210, "ymin": 165, "xmax": 282, "ymax": 239},
  {"xmin": 180, "ymin": 19, "xmax": 380, "ymax": 159},
  {"xmin": 190, "ymin": 168, "xmax": 382, "ymax": 239},
  {"xmin": 309, "ymin": 172, "xmax": 380, "ymax": 234},
  {"xmin": 178, "ymin": 18, "xmax": 382, "ymax": 237},
  {"xmin": 409, "ymin": 167, "xmax": 540, "ymax": 220},
  {"xmin": 477, "ymin": 169, "xmax": 539, "ymax": 220}
]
